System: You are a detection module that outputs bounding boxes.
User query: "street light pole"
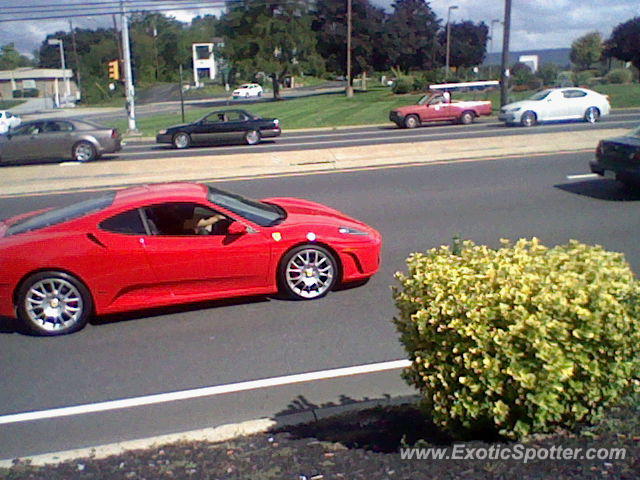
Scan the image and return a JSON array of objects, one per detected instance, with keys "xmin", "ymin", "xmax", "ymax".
[
  {"xmin": 48, "ymin": 38, "xmax": 71, "ymax": 104},
  {"xmin": 490, "ymin": 18, "xmax": 501, "ymax": 79},
  {"xmin": 445, "ymin": 5, "xmax": 459, "ymax": 80},
  {"xmin": 120, "ymin": 0, "xmax": 138, "ymax": 133},
  {"xmin": 500, "ymin": 0, "xmax": 512, "ymax": 107}
]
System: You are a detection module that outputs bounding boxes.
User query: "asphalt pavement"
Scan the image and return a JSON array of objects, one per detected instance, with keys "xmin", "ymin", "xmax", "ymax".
[{"xmin": 1, "ymin": 149, "xmax": 640, "ymax": 461}]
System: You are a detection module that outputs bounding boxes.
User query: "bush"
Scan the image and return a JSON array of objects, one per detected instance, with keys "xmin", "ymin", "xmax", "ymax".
[
  {"xmin": 605, "ymin": 68, "xmax": 633, "ymax": 85},
  {"xmin": 392, "ymin": 76, "xmax": 415, "ymax": 94},
  {"xmin": 573, "ymin": 70, "xmax": 596, "ymax": 87},
  {"xmin": 393, "ymin": 238, "xmax": 640, "ymax": 440}
]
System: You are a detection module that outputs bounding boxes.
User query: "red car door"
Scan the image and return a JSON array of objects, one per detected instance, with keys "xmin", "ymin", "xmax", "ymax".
[{"xmin": 139, "ymin": 202, "xmax": 272, "ymax": 297}]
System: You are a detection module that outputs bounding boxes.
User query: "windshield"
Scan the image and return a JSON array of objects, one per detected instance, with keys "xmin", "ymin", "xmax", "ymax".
[
  {"xmin": 208, "ymin": 187, "xmax": 285, "ymax": 227},
  {"xmin": 5, "ymin": 193, "xmax": 116, "ymax": 236},
  {"xmin": 529, "ymin": 90, "xmax": 552, "ymax": 101}
]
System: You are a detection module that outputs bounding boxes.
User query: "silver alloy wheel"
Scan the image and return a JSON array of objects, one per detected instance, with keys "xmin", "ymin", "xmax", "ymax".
[
  {"xmin": 585, "ymin": 107, "xmax": 600, "ymax": 123},
  {"xmin": 73, "ymin": 141, "xmax": 95, "ymax": 162},
  {"xmin": 245, "ymin": 130, "xmax": 260, "ymax": 145},
  {"xmin": 404, "ymin": 115, "xmax": 419, "ymax": 129},
  {"xmin": 24, "ymin": 278, "xmax": 84, "ymax": 333},
  {"xmin": 460, "ymin": 111, "xmax": 474, "ymax": 125},
  {"xmin": 173, "ymin": 133, "xmax": 190, "ymax": 149},
  {"xmin": 285, "ymin": 248, "xmax": 335, "ymax": 299},
  {"xmin": 521, "ymin": 111, "xmax": 536, "ymax": 127}
]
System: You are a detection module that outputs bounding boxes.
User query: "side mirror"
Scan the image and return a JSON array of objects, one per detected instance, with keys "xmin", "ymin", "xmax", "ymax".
[{"xmin": 227, "ymin": 222, "xmax": 247, "ymax": 235}]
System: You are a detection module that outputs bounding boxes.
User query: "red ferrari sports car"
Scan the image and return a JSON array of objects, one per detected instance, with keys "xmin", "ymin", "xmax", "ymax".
[{"xmin": 0, "ymin": 183, "xmax": 382, "ymax": 335}]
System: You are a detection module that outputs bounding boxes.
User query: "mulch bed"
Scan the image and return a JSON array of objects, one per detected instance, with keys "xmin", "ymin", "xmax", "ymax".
[{"xmin": 2, "ymin": 396, "xmax": 639, "ymax": 480}]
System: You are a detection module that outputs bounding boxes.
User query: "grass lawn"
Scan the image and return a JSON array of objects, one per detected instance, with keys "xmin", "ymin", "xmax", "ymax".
[
  {"xmin": 110, "ymin": 83, "xmax": 640, "ymax": 137},
  {"xmin": 0, "ymin": 100, "xmax": 25, "ymax": 110}
]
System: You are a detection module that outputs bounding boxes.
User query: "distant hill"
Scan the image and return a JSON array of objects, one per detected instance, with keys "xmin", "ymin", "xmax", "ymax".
[{"xmin": 483, "ymin": 48, "xmax": 571, "ymax": 68}]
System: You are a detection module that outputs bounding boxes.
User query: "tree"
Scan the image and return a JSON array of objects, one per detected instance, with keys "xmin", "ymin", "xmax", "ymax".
[
  {"xmin": 384, "ymin": 0, "xmax": 440, "ymax": 71},
  {"xmin": 605, "ymin": 16, "xmax": 640, "ymax": 81},
  {"xmin": 312, "ymin": 0, "xmax": 387, "ymax": 79},
  {"xmin": 438, "ymin": 21, "xmax": 488, "ymax": 69},
  {"xmin": 0, "ymin": 43, "xmax": 33, "ymax": 70},
  {"xmin": 220, "ymin": 0, "xmax": 323, "ymax": 99},
  {"xmin": 570, "ymin": 31, "xmax": 602, "ymax": 70}
]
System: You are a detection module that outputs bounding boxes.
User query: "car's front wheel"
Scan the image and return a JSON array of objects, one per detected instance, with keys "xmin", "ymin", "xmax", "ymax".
[
  {"xmin": 172, "ymin": 132, "xmax": 191, "ymax": 149},
  {"xmin": 403, "ymin": 115, "xmax": 420, "ymax": 129},
  {"xmin": 459, "ymin": 111, "xmax": 475, "ymax": 125},
  {"xmin": 584, "ymin": 107, "xmax": 601, "ymax": 123},
  {"xmin": 16, "ymin": 271, "xmax": 92, "ymax": 336},
  {"xmin": 72, "ymin": 141, "xmax": 97, "ymax": 162},
  {"xmin": 520, "ymin": 111, "xmax": 537, "ymax": 127},
  {"xmin": 279, "ymin": 245, "xmax": 338, "ymax": 300},
  {"xmin": 244, "ymin": 130, "xmax": 261, "ymax": 145}
]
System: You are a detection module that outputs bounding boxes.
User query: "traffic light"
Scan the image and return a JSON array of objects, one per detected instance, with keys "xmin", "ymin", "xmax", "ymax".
[{"xmin": 108, "ymin": 60, "xmax": 120, "ymax": 80}]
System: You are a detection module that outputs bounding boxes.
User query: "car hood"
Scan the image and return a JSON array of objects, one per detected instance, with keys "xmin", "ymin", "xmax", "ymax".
[
  {"xmin": 391, "ymin": 106, "xmax": 422, "ymax": 115},
  {"xmin": 501, "ymin": 100, "xmax": 536, "ymax": 111},
  {"xmin": 164, "ymin": 123, "xmax": 193, "ymax": 131},
  {"xmin": 263, "ymin": 197, "xmax": 370, "ymax": 228}
]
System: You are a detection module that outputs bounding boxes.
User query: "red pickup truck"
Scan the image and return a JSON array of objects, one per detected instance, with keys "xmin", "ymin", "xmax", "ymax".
[{"xmin": 389, "ymin": 92, "xmax": 493, "ymax": 128}]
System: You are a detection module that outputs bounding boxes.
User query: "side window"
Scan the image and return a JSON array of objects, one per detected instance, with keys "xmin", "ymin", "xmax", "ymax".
[
  {"xmin": 144, "ymin": 202, "xmax": 230, "ymax": 236},
  {"xmin": 100, "ymin": 209, "xmax": 146, "ymax": 235},
  {"xmin": 563, "ymin": 90, "xmax": 586, "ymax": 98},
  {"xmin": 6, "ymin": 112, "xmax": 12, "ymax": 119},
  {"xmin": 227, "ymin": 111, "xmax": 246, "ymax": 122}
]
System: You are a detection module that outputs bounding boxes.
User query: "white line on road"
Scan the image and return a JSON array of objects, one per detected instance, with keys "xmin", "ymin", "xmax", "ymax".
[
  {"xmin": 566, "ymin": 173, "xmax": 599, "ymax": 180},
  {"xmin": 0, "ymin": 359, "xmax": 411, "ymax": 425}
]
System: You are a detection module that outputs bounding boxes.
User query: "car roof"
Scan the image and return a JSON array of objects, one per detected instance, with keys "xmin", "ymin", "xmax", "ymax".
[{"xmin": 112, "ymin": 182, "xmax": 209, "ymax": 207}]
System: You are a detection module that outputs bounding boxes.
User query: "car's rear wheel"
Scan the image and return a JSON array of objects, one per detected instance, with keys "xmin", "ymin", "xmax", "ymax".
[
  {"xmin": 72, "ymin": 141, "xmax": 97, "ymax": 162},
  {"xmin": 584, "ymin": 107, "xmax": 600, "ymax": 123},
  {"xmin": 172, "ymin": 132, "xmax": 191, "ymax": 149},
  {"xmin": 16, "ymin": 271, "xmax": 92, "ymax": 336},
  {"xmin": 244, "ymin": 130, "xmax": 261, "ymax": 145},
  {"xmin": 279, "ymin": 245, "xmax": 337, "ymax": 300},
  {"xmin": 403, "ymin": 115, "xmax": 420, "ymax": 129},
  {"xmin": 520, "ymin": 111, "xmax": 537, "ymax": 127},
  {"xmin": 459, "ymin": 111, "xmax": 475, "ymax": 125}
]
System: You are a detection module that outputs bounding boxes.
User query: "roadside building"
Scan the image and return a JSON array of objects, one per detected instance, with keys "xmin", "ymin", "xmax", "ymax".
[{"xmin": 0, "ymin": 67, "xmax": 79, "ymax": 107}]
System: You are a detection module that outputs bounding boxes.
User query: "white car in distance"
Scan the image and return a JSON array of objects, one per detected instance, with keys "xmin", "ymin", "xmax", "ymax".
[
  {"xmin": 232, "ymin": 83, "xmax": 263, "ymax": 99},
  {"xmin": 0, "ymin": 110, "xmax": 21, "ymax": 134},
  {"xmin": 499, "ymin": 87, "xmax": 611, "ymax": 127}
]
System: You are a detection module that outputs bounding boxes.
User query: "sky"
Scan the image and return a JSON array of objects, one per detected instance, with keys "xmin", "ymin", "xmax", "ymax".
[{"xmin": 0, "ymin": 0, "xmax": 638, "ymax": 58}]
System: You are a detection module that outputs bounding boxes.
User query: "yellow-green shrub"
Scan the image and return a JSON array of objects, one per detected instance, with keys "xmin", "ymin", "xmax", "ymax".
[{"xmin": 393, "ymin": 238, "xmax": 640, "ymax": 439}]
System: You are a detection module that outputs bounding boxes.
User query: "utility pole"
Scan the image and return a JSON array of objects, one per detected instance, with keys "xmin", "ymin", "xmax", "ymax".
[
  {"xmin": 500, "ymin": 0, "xmax": 512, "ymax": 107},
  {"xmin": 445, "ymin": 5, "xmax": 459, "ymax": 79},
  {"xmin": 69, "ymin": 20, "xmax": 82, "ymax": 99},
  {"xmin": 120, "ymin": 0, "xmax": 138, "ymax": 133},
  {"xmin": 345, "ymin": 0, "xmax": 353, "ymax": 97}
]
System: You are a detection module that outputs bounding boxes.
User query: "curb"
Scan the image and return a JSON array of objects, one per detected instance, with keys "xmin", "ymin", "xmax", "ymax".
[{"xmin": 0, "ymin": 395, "xmax": 418, "ymax": 467}]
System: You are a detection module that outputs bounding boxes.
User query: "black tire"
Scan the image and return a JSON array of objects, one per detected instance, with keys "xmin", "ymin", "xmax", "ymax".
[
  {"xmin": 172, "ymin": 132, "xmax": 191, "ymax": 149},
  {"xmin": 584, "ymin": 106, "xmax": 600, "ymax": 123},
  {"xmin": 278, "ymin": 245, "xmax": 338, "ymax": 300},
  {"xmin": 72, "ymin": 141, "xmax": 97, "ymax": 162},
  {"xmin": 403, "ymin": 115, "xmax": 420, "ymax": 129},
  {"xmin": 244, "ymin": 130, "xmax": 261, "ymax": 145},
  {"xmin": 520, "ymin": 111, "xmax": 537, "ymax": 127},
  {"xmin": 16, "ymin": 271, "xmax": 92, "ymax": 336},
  {"xmin": 459, "ymin": 111, "xmax": 475, "ymax": 125}
]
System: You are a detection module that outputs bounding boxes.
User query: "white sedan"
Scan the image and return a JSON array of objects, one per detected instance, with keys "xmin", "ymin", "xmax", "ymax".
[
  {"xmin": 0, "ymin": 110, "xmax": 21, "ymax": 134},
  {"xmin": 232, "ymin": 83, "xmax": 263, "ymax": 99},
  {"xmin": 499, "ymin": 87, "xmax": 611, "ymax": 127}
]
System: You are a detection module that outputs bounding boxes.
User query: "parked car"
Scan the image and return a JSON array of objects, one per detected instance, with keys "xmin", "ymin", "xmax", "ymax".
[
  {"xmin": 0, "ymin": 110, "xmax": 21, "ymax": 134},
  {"xmin": 232, "ymin": 83, "xmax": 263, "ymax": 98},
  {"xmin": 499, "ymin": 87, "xmax": 611, "ymax": 127},
  {"xmin": 156, "ymin": 109, "xmax": 281, "ymax": 148},
  {"xmin": 590, "ymin": 125, "xmax": 640, "ymax": 188},
  {"xmin": 0, "ymin": 182, "xmax": 382, "ymax": 335},
  {"xmin": 0, "ymin": 118, "xmax": 121, "ymax": 164},
  {"xmin": 389, "ymin": 92, "xmax": 493, "ymax": 128}
]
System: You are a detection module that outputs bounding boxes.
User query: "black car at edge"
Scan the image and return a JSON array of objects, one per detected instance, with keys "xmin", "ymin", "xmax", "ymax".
[
  {"xmin": 156, "ymin": 109, "xmax": 281, "ymax": 149},
  {"xmin": 590, "ymin": 125, "xmax": 640, "ymax": 188}
]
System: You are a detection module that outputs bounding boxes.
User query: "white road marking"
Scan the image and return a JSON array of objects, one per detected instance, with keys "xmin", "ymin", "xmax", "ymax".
[
  {"xmin": 566, "ymin": 173, "xmax": 599, "ymax": 180},
  {"xmin": 0, "ymin": 359, "xmax": 411, "ymax": 425}
]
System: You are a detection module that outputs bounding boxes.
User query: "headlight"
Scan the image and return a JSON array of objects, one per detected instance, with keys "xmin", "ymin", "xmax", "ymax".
[
  {"xmin": 339, "ymin": 226, "xmax": 369, "ymax": 235},
  {"xmin": 509, "ymin": 107, "xmax": 521, "ymax": 112},
  {"xmin": 158, "ymin": 129, "xmax": 167, "ymax": 135}
]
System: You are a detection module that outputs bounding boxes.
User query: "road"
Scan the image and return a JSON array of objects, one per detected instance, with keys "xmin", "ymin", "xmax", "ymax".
[
  {"xmin": 1, "ymin": 149, "xmax": 639, "ymax": 460},
  {"xmin": 117, "ymin": 109, "xmax": 640, "ymax": 160}
]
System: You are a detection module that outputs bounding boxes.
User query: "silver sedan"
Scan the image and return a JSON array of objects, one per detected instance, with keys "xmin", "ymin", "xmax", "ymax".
[{"xmin": 0, "ymin": 118, "xmax": 122, "ymax": 164}]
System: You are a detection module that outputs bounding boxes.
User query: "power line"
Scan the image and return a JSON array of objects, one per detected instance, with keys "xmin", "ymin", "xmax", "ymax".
[{"xmin": 0, "ymin": 2, "xmax": 225, "ymax": 16}]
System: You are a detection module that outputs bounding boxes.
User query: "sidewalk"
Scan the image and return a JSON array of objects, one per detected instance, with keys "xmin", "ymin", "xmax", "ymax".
[{"xmin": 0, "ymin": 128, "xmax": 626, "ymax": 197}]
